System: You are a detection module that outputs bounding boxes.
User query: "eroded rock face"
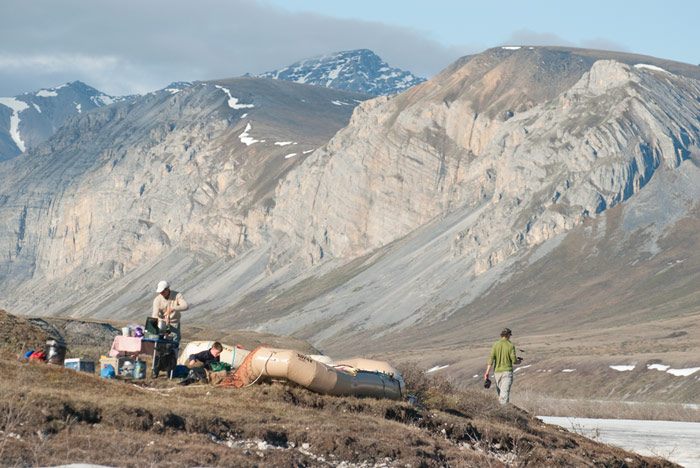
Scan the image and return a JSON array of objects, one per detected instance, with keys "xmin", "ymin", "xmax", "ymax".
[
  {"xmin": 271, "ymin": 51, "xmax": 700, "ymax": 278},
  {"xmin": 0, "ymin": 78, "xmax": 369, "ymax": 295},
  {"xmin": 2, "ymin": 47, "xmax": 700, "ymax": 347}
]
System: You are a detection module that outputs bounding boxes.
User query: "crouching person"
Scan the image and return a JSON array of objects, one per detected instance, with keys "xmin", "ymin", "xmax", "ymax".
[
  {"xmin": 189, "ymin": 342, "xmax": 223, "ymax": 369},
  {"xmin": 179, "ymin": 342, "xmax": 229, "ymax": 386}
]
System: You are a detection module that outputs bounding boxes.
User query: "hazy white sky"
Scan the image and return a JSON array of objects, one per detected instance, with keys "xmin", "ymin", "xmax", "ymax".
[{"xmin": 1, "ymin": 0, "xmax": 697, "ymax": 97}]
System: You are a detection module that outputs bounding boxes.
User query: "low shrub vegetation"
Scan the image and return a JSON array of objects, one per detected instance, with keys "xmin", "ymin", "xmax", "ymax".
[{"xmin": 0, "ymin": 352, "xmax": 680, "ymax": 468}]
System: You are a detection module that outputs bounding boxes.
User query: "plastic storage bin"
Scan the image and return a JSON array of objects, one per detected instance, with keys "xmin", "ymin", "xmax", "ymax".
[
  {"xmin": 64, "ymin": 358, "xmax": 95, "ymax": 374},
  {"xmin": 117, "ymin": 356, "xmax": 135, "ymax": 377}
]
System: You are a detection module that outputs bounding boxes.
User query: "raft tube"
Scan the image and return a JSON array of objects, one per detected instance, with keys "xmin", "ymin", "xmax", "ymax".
[{"xmin": 220, "ymin": 347, "xmax": 404, "ymax": 400}]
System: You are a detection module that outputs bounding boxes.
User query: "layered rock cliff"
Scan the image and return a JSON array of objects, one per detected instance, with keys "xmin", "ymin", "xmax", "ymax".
[
  {"xmin": 0, "ymin": 79, "xmax": 369, "ymax": 316},
  {"xmin": 271, "ymin": 48, "xmax": 700, "ymax": 274},
  {"xmin": 256, "ymin": 48, "xmax": 700, "ymax": 349},
  {"xmin": 2, "ymin": 47, "xmax": 700, "ymax": 355}
]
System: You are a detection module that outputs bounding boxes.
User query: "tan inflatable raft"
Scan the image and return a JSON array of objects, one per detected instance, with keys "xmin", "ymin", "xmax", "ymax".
[{"xmin": 218, "ymin": 346, "xmax": 404, "ymax": 400}]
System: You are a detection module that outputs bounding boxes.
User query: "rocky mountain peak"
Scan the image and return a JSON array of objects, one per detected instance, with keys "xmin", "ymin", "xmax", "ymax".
[
  {"xmin": 162, "ymin": 81, "xmax": 195, "ymax": 94},
  {"xmin": 0, "ymin": 81, "xmax": 131, "ymax": 162},
  {"xmin": 256, "ymin": 49, "xmax": 425, "ymax": 96}
]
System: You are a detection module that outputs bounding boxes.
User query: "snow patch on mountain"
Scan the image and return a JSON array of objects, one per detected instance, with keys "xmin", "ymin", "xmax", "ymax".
[
  {"xmin": 610, "ymin": 365, "xmax": 636, "ymax": 372},
  {"xmin": 0, "ymin": 97, "xmax": 29, "ymax": 151},
  {"xmin": 163, "ymin": 82, "xmax": 194, "ymax": 94},
  {"xmin": 36, "ymin": 89, "xmax": 58, "ymax": 97},
  {"xmin": 215, "ymin": 85, "xmax": 255, "ymax": 110},
  {"xmin": 667, "ymin": 367, "xmax": 700, "ymax": 377},
  {"xmin": 634, "ymin": 63, "xmax": 670, "ymax": 74},
  {"xmin": 91, "ymin": 95, "xmax": 116, "ymax": 106},
  {"xmin": 239, "ymin": 122, "xmax": 260, "ymax": 146}
]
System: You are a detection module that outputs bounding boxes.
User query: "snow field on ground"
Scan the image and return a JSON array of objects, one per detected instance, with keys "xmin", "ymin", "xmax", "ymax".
[{"xmin": 539, "ymin": 416, "xmax": 700, "ymax": 468}]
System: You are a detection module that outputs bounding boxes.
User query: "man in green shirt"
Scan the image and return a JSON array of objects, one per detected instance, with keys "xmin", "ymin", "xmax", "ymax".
[{"xmin": 484, "ymin": 327, "xmax": 522, "ymax": 404}]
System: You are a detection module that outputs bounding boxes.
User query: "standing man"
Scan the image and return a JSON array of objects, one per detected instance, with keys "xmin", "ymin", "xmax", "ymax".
[
  {"xmin": 484, "ymin": 327, "xmax": 522, "ymax": 405},
  {"xmin": 152, "ymin": 280, "xmax": 188, "ymax": 343}
]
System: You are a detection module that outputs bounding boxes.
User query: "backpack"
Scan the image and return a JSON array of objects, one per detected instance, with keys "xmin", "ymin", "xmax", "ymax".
[
  {"xmin": 189, "ymin": 367, "xmax": 208, "ymax": 382},
  {"xmin": 29, "ymin": 351, "xmax": 46, "ymax": 362},
  {"xmin": 209, "ymin": 362, "xmax": 231, "ymax": 373}
]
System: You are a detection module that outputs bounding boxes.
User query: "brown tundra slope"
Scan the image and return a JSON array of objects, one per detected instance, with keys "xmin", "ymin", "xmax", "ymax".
[
  {"xmin": 0, "ymin": 311, "xmax": 680, "ymax": 468},
  {"xmin": 0, "ymin": 353, "xmax": 680, "ymax": 468}
]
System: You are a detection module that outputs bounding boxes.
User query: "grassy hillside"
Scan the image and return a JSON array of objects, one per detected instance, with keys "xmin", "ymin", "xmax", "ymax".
[
  {"xmin": 0, "ymin": 310, "xmax": 683, "ymax": 467},
  {"xmin": 0, "ymin": 353, "xmax": 680, "ymax": 468}
]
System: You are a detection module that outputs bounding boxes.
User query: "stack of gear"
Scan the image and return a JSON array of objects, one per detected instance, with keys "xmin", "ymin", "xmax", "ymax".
[{"xmin": 45, "ymin": 339, "xmax": 67, "ymax": 365}]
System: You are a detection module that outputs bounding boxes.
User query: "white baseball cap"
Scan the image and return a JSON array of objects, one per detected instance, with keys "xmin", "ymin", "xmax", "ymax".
[{"xmin": 156, "ymin": 280, "xmax": 170, "ymax": 293}]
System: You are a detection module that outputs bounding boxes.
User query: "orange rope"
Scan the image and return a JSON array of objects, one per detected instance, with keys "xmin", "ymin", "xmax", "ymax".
[{"xmin": 217, "ymin": 346, "xmax": 263, "ymax": 388}]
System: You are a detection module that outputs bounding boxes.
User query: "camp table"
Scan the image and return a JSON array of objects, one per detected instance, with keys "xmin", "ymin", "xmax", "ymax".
[{"xmin": 108, "ymin": 336, "xmax": 179, "ymax": 378}]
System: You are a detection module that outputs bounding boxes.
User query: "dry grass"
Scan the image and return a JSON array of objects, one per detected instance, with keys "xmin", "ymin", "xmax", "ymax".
[
  {"xmin": 0, "ymin": 310, "xmax": 51, "ymax": 355},
  {"xmin": 0, "ymin": 354, "xmax": 681, "ymax": 468}
]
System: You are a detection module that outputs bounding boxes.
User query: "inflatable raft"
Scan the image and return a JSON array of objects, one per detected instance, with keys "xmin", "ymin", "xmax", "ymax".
[{"xmin": 219, "ymin": 346, "xmax": 404, "ymax": 400}]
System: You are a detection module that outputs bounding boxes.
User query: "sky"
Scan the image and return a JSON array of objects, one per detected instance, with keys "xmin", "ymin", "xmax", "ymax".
[{"xmin": 1, "ymin": 0, "xmax": 698, "ymax": 97}]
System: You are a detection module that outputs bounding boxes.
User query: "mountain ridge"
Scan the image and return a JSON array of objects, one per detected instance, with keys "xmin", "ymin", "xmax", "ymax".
[
  {"xmin": 0, "ymin": 77, "xmax": 371, "ymax": 317},
  {"xmin": 1, "ymin": 47, "xmax": 699, "ymax": 384},
  {"xmin": 0, "ymin": 80, "xmax": 131, "ymax": 162}
]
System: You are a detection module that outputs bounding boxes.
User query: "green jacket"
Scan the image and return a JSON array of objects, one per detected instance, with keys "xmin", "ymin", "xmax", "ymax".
[{"xmin": 488, "ymin": 338, "xmax": 517, "ymax": 373}]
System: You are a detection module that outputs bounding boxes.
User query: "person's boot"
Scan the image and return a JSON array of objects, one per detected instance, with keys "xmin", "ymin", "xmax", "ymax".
[
  {"xmin": 178, "ymin": 377, "xmax": 193, "ymax": 386},
  {"xmin": 178, "ymin": 368, "xmax": 202, "ymax": 386}
]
